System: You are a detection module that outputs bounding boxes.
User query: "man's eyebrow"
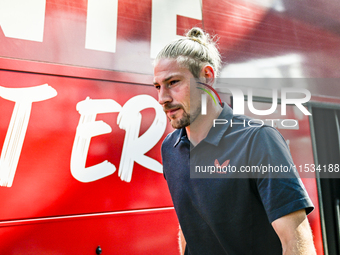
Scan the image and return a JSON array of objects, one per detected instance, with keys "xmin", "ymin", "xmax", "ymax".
[{"xmin": 153, "ymin": 75, "xmax": 181, "ymax": 85}]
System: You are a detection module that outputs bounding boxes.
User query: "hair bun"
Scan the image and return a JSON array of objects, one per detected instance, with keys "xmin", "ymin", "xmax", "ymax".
[
  {"xmin": 186, "ymin": 27, "xmax": 207, "ymax": 45},
  {"xmin": 155, "ymin": 26, "xmax": 221, "ymax": 77}
]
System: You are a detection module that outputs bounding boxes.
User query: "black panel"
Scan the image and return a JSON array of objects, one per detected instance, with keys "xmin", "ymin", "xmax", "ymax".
[{"xmin": 312, "ymin": 107, "xmax": 340, "ymax": 255}]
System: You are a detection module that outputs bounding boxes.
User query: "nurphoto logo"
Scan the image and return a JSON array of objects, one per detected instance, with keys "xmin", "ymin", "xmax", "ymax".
[{"xmin": 197, "ymin": 81, "xmax": 311, "ymax": 129}]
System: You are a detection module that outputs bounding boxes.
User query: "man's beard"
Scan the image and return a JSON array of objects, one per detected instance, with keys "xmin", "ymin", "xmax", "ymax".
[{"xmin": 165, "ymin": 104, "xmax": 201, "ymax": 129}]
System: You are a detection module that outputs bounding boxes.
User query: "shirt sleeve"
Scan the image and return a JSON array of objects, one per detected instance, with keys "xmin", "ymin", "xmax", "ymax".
[{"xmin": 248, "ymin": 126, "xmax": 314, "ymax": 223}]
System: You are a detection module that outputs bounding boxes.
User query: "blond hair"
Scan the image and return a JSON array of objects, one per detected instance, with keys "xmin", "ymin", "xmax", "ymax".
[{"xmin": 155, "ymin": 27, "xmax": 221, "ymax": 78}]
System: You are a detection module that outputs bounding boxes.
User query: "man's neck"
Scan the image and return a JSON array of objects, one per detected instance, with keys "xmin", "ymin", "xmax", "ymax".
[{"xmin": 186, "ymin": 103, "xmax": 223, "ymax": 147}]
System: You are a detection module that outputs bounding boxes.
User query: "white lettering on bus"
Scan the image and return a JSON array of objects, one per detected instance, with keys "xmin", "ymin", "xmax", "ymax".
[
  {"xmin": 85, "ymin": 0, "xmax": 118, "ymax": 53},
  {"xmin": 0, "ymin": 0, "xmax": 46, "ymax": 42},
  {"xmin": 0, "ymin": 87, "xmax": 166, "ymax": 187},
  {"xmin": 71, "ymin": 97, "xmax": 122, "ymax": 183},
  {"xmin": 150, "ymin": 0, "xmax": 202, "ymax": 58},
  {"xmin": 71, "ymin": 95, "xmax": 166, "ymax": 183},
  {"xmin": 0, "ymin": 84, "xmax": 57, "ymax": 187},
  {"xmin": 117, "ymin": 95, "xmax": 166, "ymax": 182},
  {"xmin": 0, "ymin": 0, "xmax": 200, "ymax": 57}
]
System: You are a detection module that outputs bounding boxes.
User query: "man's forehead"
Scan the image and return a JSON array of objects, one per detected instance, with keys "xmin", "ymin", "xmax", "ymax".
[{"xmin": 153, "ymin": 58, "xmax": 190, "ymax": 83}]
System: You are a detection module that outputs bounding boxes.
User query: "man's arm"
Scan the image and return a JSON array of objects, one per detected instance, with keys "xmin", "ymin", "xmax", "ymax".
[
  {"xmin": 179, "ymin": 226, "xmax": 186, "ymax": 255},
  {"xmin": 272, "ymin": 209, "xmax": 316, "ymax": 255}
]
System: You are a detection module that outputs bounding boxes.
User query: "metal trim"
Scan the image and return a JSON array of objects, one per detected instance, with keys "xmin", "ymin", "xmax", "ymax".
[
  {"xmin": 0, "ymin": 56, "xmax": 154, "ymax": 86},
  {"xmin": 0, "ymin": 206, "xmax": 175, "ymax": 228},
  {"xmin": 308, "ymin": 101, "xmax": 340, "ymax": 111},
  {"xmin": 308, "ymin": 103, "xmax": 328, "ymax": 255}
]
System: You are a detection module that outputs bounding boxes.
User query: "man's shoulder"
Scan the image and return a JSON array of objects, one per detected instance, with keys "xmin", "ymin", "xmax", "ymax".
[
  {"xmin": 230, "ymin": 114, "xmax": 282, "ymax": 135},
  {"xmin": 161, "ymin": 128, "xmax": 181, "ymax": 148},
  {"xmin": 223, "ymin": 114, "xmax": 287, "ymax": 152},
  {"xmin": 228, "ymin": 114, "xmax": 274, "ymax": 136}
]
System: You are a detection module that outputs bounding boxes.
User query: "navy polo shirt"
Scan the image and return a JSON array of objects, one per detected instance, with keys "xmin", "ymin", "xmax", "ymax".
[{"xmin": 161, "ymin": 104, "xmax": 314, "ymax": 255}]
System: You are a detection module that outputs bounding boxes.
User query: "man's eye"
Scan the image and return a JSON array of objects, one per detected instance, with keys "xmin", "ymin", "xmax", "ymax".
[
  {"xmin": 154, "ymin": 85, "xmax": 160, "ymax": 90},
  {"xmin": 169, "ymin": 80, "xmax": 179, "ymax": 85}
]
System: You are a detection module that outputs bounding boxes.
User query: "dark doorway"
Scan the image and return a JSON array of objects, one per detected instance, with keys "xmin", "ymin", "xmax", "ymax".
[{"xmin": 311, "ymin": 106, "xmax": 340, "ymax": 255}]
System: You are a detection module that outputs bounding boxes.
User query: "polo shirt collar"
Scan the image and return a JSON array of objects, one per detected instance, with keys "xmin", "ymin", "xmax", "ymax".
[
  {"xmin": 174, "ymin": 128, "xmax": 188, "ymax": 147},
  {"xmin": 203, "ymin": 103, "xmax": 233, "ymax": 146},
  {"xmin": 173, "ymin": 103, "xmax": 233, "ymax": 147}
]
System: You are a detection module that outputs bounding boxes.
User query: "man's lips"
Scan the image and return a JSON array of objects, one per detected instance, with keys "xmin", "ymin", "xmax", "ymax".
[
  {"xmin": 164, "ymin": 107, "xmax": 181, "ymax": 117},
  {"xmin": 166, "ymin": 108, "xmax": 180, "ymax": 115}
]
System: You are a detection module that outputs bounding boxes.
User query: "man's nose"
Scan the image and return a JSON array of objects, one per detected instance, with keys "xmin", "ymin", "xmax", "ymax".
[{"xmin": 158, "ymin": 87, "xmax": 172, "ymax": 106}]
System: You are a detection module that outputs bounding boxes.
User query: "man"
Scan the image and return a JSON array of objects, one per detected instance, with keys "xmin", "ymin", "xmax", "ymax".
[{"xmin": 153, "ymin": 27, "xmax": 316, "ymax": 255}]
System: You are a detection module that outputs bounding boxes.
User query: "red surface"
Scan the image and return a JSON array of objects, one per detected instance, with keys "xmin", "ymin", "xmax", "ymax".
[
  {"xmin": 0, "ymin": 70, "xmax": 174, "ymax": 221},
  {"xmin": 0, "ymin": 0, "xmax": 338, "ymax": 78},
  {"xmin": 0, "ymin": 208, "xmax": 178, "ymax": 255}
]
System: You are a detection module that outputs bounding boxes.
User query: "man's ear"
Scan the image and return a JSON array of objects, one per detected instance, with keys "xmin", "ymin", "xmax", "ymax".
[{"xmin": 201, "ymin": 65, "xmax": 215, "ymax": 85}]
